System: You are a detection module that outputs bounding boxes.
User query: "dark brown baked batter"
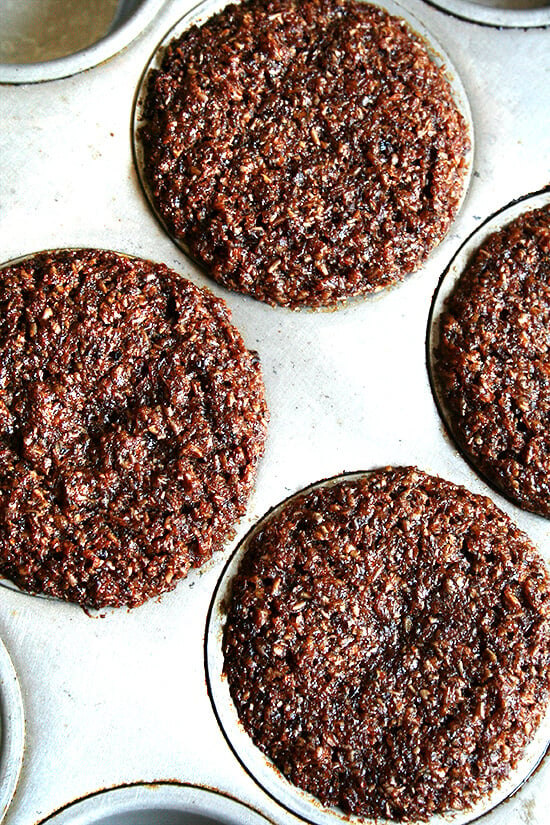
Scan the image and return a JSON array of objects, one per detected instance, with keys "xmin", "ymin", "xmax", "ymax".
[
  {"xmin": 434, "ymin": 204, "xmax": 550, "ymax": 518},
  {"xmin": 0, "ymin": 249, "xmax": 268, "ymax": 608},
  {"xmin": 139, "ymin": 0, "xmax": 471, "ymax": 308},
  {"xmin": 223, "ymin": 467, "xmax": 550, "ymax": 821}
]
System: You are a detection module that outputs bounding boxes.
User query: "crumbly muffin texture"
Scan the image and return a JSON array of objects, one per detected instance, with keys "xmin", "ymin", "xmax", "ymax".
[
  {"xmin": 223, "ymin": 467, "xmax": 550, "ymax": 821},
  {"xmin": 435, "ymin": 204, "xmax": 550, "ymax": 518},
  {"xmin": 0, "ymin": 249, "xmax": 268, "ymax": 608},
  {"xmin": 139, "ymin": 0, "xmax": 471, "ymax": 308}
]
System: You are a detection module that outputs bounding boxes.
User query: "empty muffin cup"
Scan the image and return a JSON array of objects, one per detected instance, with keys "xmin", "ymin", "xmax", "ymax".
[
  {"xmin": 37, "ymin": 783, "xmax": 274, "ymax": 824},
  {"xmin": 425, "ymin": 0, "xmax": 550, "ymax": 29},
  {"xmin": 0, "ymin": 0, "xmax": 165, "ymax": 84}
]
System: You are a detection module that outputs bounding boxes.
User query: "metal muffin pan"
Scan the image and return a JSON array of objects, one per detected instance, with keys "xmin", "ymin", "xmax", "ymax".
[{"xmin": 0, "ymin": 0, "xmax": 549, "ymax": 823}]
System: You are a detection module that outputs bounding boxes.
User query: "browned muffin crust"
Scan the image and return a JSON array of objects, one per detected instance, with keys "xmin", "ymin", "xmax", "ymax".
[
  {"xmin": 434, "ymin": 204, "xmax": 550, "ymax": 518},
  {"xmin": 0, "ymin": 249, "xmax": 268, "ymax": 608},
  {"xmin": 223, "ymin": 467, "xmax": 550, "ymax": 821},
  {"xmin": 139, "ymin": 0, "xmax": 470, "ymax": 308}
]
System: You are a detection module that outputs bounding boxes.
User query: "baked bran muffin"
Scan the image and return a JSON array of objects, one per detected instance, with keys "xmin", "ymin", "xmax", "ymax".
[
  {"xmin": 434, "ymin": 204, "xmax": 550, "ymax": 518},
  {"xmin": 223, "ymin": 467, "xmax": 550, "ymax": 820},
  {"xmin": 138, "ymin": 0, "xmax": 471, "ymax": 308},
  {"xmin": 0, "ymin": 249, "xmax": 268, "ymax": 608}
]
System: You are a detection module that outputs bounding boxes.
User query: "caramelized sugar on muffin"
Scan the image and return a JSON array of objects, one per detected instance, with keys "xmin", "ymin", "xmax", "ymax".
[{"xmin": 435, "ymin": 205, "xmax": 550, "ymax": 517}]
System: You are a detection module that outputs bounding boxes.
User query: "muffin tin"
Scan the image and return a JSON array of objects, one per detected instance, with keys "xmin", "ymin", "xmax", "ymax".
[{"xmin": 0, "ymin": 0, "xmax": 549, "ymax": 823}]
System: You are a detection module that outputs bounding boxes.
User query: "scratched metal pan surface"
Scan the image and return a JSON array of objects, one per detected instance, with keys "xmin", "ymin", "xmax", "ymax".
[{"xmin": 0, "ymin": 0, "xmax": 549, "ymax": 824}]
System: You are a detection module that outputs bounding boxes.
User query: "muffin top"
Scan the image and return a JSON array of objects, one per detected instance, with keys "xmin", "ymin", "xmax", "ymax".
[
  {"xmin": 224, "ymin": 467, "xmax": 550, "ymax": 820},
  {"xmin": 434, "ymin": 204, "xmax": 550, "ymax": 517},
  {"xmin": 0, "ymin": 249, "xmax": 268, "ymax": 608},
  {"xmin": 139, "ymin": 0, "xmax": 471, "ymax": 308}
]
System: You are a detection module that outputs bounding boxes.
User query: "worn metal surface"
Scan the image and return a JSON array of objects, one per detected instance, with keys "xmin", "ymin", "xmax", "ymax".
[
  {"xmin": 0, "ymin": 0, "xmax": 549, "ymax": 823},
  {"xmin": 36, "ymin": 784, "xmax": 276, "ymax": 824}
]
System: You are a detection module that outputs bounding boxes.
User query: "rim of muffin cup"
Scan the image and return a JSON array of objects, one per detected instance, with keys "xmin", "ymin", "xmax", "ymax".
[
  {"xmin": 131, "ymin": 0, "xmax": 475, "ymax": 310},
  {"xmin": 423, "ymin": 0, "xmax": 550, "ymax": 30},
  {"xmin": 205, "ymin": 469, "xmax": 550, "ymax": 825},
  {"xmin": 0, "ymin": 636, "xmax": 25, "ymax": 821},
  {"xmin": 0, "ymin": 0, "xmax": 165, "ymax": 85},
  {"xmin": 36, "ymin": 782, "xmax": 275, "ymax": 824}
]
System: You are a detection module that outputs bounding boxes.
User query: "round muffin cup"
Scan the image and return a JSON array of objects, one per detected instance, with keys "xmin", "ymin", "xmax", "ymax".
[
  {"xmin": 424, "ymin": 0, "xmax": 550, "ymax": 30},
  {"xmin": 427, "ymin": 189, "xmax": 550, "ymax": 519},
  {"xmin": 133, "ymin": 0, "xmax": 474, "ymax": 309},
  {"xmin": 0, "ymin": 0, "xmax": 165, "ymax": 84},
  {"xmin": 37, "ymin": 783, "xmax": 274, "ymax": 824},
  {"xmin": 0, "ymin": 636, "xmax": 25, "ymax": 821},
  {"xmin": 205, "ymin": 470, "xmax": 550, "ymax": 825}
]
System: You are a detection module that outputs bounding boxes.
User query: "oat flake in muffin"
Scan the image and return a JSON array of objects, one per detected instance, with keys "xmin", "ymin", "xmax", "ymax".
[
  {"xmin": 138, "ymin": 0, "xmax": 471, "ymax": 308},
  {"xmin": 223, "ymin": 467, "xmax": 550, "ymax": 821},
  {"xmin": 434, "ymin": 204, "xmax": 550, "ymax": 518},
  {"xmin": 0, "ymin": 249, "xmax": 268, "ymax": 608}
]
